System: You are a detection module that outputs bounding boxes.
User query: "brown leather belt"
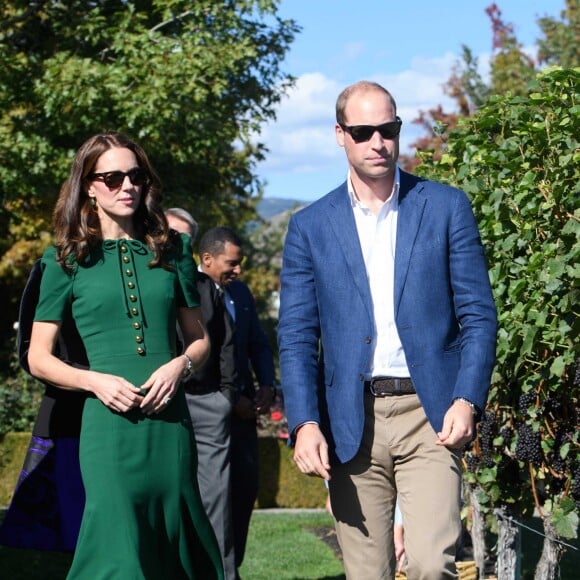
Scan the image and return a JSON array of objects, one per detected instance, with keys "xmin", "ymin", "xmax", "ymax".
[{"xmin": 366, "ymin": 377, "xmax": 415, "ymax": 396}]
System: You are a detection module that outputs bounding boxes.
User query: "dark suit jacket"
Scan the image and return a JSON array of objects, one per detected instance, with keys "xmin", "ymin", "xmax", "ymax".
[
  {"xmin": 182, "ymin": 271, "xmax": 237, "ymax": 395},
  {"xmin": 18, "ymin": 260, "xmax": 88, "ymax": 437},
  {"xmin": 0, "ymin": 260, "xmax": 87, "ymax": 551},
  {"xmin": 278, "ymin": 171, "xmax": 498, "ymax": 464},
  {"xmin": 227, "ymin": 280, "xmax": 275, "ymax": 397}
]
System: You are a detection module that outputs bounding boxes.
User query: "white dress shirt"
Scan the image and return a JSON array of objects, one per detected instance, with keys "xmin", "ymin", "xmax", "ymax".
[{"xmin": 347, "ymin": 167, "xmax": 410, "ymax": 379}]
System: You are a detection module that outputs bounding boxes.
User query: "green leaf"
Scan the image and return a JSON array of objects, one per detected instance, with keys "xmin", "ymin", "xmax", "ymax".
[
  {"xmin": 552, "ymin": 510, "xmax": 579, "ymax": 540},
  {"xmin": 549, "ymin": 356, "xmax": 566, "ymax": 377},
  {"xmin": 559, "ymin": 443, "xmax": 570, "ymax": 459}
]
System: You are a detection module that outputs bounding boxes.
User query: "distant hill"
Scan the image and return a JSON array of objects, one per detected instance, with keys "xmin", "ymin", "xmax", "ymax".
[{"xmin": 257, "ymin": 198, "xmax": 307, "ymax": 221}]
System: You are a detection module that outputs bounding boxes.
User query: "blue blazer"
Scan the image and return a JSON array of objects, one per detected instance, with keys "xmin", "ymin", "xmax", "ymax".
[
  {"xmin": 227, "ymin": 280, "xmax": 275, "ymax": 394},
  {"xmin": 278, "ymin": 171, "xmax": 497, "ymax": 464}
]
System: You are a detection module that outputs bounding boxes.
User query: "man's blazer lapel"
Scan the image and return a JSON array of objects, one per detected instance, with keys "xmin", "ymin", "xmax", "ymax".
[
  {"xmin": 394, "ymin": 173, "xmax": 427, "ymax": 316},
  {"xmin": 326, "ymin": 185, "xmax": 373, "ymax": 319}
]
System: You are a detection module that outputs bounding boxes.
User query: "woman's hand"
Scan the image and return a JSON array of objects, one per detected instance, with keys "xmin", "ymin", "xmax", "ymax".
[
  {"xmin": 29, "ymin": 320, "xmax": 144, "ymax": 414},
  {"xmin": 87, "ymin": 371, "xmax": 143, "ymax": 413},
  {"xmin": 139, "ymin": 356, "xmax": 186, "ymax": 415}
]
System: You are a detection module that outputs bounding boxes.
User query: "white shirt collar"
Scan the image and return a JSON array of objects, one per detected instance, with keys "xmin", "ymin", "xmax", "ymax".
[
  {"xmin": 347, "ymin": 164, "xmax": 400, "ymax": 211},
  {"xmin": 198, "ymin": 265, "xmax": 224, "ymax": 293}
]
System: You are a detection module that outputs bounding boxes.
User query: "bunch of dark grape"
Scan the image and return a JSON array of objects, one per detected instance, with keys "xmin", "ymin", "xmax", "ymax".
[
  {"xmin": 570, "ymin": 463, "xmax": 580, "ymax": 510},
  {"xmin": 499, "ymin": 426, "xmax": 513, "ymax": 448},
  {"xmin": 515, "ymin": 423, "xmax": 543, "ymax": 467},
  {"xmin": 478, "ymin": 411, "xmax": 496, "ymax": 467},
  {"xmin": 465, "ymin": 453, "xmax": 480, "ymax": 474},
  {"xmin": 540, "ymin": 394, "xmax": 563, "ymax": 419},
  {"xmin": 518, "ymin": 392, "xmax": 536, "ymax": 414},
  {"xmin": 550, "ymin": 427, "xmax": 569, "ymax": 474}
]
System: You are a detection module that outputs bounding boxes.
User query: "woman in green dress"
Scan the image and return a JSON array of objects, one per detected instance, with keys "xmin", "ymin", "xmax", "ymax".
[{"xmin": 27, "ymin": 132, "xmax": 224, "ymax": 579}]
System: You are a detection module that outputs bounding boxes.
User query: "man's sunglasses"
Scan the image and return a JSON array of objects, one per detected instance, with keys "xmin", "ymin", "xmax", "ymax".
[
  {"xmin": 339, "ymin": 117, "xmax": 403, "ymax": 143},
  {"xmin": 89, "ymin": 168, "xmax": 148, "ymax": 189}
]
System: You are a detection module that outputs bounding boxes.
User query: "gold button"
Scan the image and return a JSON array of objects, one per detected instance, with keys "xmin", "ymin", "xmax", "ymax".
[
  {"xmin": 131, "ymin": 308, "xmax": 138, "ymax": 315},
  {"xmin": 127, "ymin": 281, "xmax": 135, "ymax": 289},
  {"xmin": 133, "ymin": 322, "xmax": 141, "ymax": 330},
  {"xmin": 137, "ymin": 347, "xmax": 145, "ymax": 355},
  {"xmin": 129, "ymin": 294, "xmax": 137, "ymax": 302},
  {"xmin": 120, "ymin": 245, "xmax": 128, "ymax": 253},
  {"xmin": 135, "ymin": 336, "xmax": 143, "ymax": 343},
  {"xmin": 125, "ymin": 269, "xmax": 133, "ymax": 277},
  {"xmin": 123, "ymin": 256, "xmax": 130, "ymax": 263}
]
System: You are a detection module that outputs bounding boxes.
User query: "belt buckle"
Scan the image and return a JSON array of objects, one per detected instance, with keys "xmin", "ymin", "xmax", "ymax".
[{"xmin": 370, "ymin": 378, "xmax": 394, "ymax": 397}]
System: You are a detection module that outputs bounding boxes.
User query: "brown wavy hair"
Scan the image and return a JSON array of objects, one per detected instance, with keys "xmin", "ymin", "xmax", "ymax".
[{"xmin": 53, "ymin": 132, "xmax": 172, "ymax": 269}]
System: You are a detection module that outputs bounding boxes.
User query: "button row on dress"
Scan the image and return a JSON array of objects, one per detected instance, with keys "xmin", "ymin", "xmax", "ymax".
[{"xmin": 119, "ymin": 241, "xmax": 146, "ymax": 356}]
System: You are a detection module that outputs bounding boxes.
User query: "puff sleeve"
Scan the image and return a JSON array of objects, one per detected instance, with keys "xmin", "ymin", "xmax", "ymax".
[
  {"xmin": 174, "ymin": 233, "xmax": 201, "ymax": 308},
  {"xmin": 34, "ymin": 246, "xmax": 75, "ymax": 322}
]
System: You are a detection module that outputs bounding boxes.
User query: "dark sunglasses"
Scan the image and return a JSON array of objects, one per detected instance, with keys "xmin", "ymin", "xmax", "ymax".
[
  {"xmin": 89, "ymin": 168, "xmax": 148, "ymax": 189},
  {"xmin": 339, "ymin": 116, "xmax": 402, "ymax": 143}
]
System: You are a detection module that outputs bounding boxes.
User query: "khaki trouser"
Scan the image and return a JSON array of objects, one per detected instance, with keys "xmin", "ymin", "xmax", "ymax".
[{"xmin": 329, "ymin": 392, "xmax": 462, "ymax": 580}]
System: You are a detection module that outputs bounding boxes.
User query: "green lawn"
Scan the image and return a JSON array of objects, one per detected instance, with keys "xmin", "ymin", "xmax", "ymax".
[
  {"xmin": 239, "ymin": 511, "xmax": 344, "ymax": 580},
  {"xmin": 0, "ymin": 510, "xmax": 343, "ymax": 580},
  {"xmin": 1, "ymin": 509, "xmax": 578, "ymax": 579}
]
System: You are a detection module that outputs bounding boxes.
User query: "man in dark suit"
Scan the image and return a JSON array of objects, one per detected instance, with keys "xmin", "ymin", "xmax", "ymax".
[
  {"xmin": 166, "ymin": 214, "xmax": 238, "ymax": 580},
  {"xmin": 278, "ymin": 81, "xmax": 497, "ymax": 578},
  {"xmin": 167, "ymin": 217, "xmax": 275, "ymax": 579}
]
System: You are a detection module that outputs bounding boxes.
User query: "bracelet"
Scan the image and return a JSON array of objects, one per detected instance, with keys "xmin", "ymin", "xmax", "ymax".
[
  {"xmin": 453, "ymin": 397, "xmax": 478, "ymax": 416},
  {"xmin": 182, "ymin": 353, "xmax": 193, "ymax": 377}
]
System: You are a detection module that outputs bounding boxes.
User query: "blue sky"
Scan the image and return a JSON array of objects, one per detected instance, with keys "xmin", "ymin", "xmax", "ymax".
[{"xmin": 256, "ymin": 0, "xmax": 566, "ymax": 202}]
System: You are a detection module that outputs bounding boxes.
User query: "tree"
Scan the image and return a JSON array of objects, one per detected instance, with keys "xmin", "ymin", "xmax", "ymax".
[
  {"xmin": 417, "ymin": 66, "xmax": 579, "ymax": 578},
  {"xmin": 241, "ymin": 208, "xmax": 296, "ymax": 364},
  {"xmin": 400, "ymin": 1, "xmax": 567, "ymax": 172},
  {"xmin": 485, "ymin": 3, "xmax": 537, "ymax": 97},
  {"xmin": 0, "ymin": 0, "xmax": 299, "ymax": 367},
  {"xmin": 537, "ymin": 0, "xmax": 580, "ymax": 69}
]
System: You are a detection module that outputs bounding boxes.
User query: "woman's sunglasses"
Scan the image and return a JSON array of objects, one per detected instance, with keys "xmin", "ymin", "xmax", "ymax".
[
  {"xmin": 339, "ymin": 116, "xmax": 402, "ymax": 143},
  {"xmin": 89, "ymin": 168, "xmax": 148, "ymax": 190}
]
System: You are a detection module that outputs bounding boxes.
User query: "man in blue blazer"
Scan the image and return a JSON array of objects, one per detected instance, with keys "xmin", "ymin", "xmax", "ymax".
[
  {"xmin": 226, "ymin": 278, "xmax": 276, "ymax": 573},
  {"xmin": 278, "ymin": 81, "xmax": 497, "ymax": 578}
]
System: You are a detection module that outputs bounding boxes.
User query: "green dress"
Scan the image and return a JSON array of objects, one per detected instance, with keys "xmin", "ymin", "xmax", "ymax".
[{"xmin": 35, "ymin": 236, "xmax": 223, "ymax": 580}]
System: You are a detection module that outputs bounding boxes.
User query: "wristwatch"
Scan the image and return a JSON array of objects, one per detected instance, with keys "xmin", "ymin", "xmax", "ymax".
[{"xmin": 182, "ymin": 353, "xmax": 193, "ymax": 378}]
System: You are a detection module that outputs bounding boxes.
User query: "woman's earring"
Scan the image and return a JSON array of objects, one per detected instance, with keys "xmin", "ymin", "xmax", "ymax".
[{"xmin": 89, "ymin": 197, "xmax": 96, "ymax": 207}]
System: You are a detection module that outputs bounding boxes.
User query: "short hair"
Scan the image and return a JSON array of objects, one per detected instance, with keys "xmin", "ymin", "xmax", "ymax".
[
  {"xmin": 335, "ymin": 81, "xmax": 398, "ymax": 125},
  {"xmin": 199, "ymin": 227, "xmax": 243, "ymax": 257},
  {"xmin": 165, "ymin": 207, "xmax": 199, "ymax": 241}
]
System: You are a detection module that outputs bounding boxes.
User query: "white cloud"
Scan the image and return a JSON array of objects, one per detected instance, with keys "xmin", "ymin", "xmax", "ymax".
[
  {"xmin": 263, "ymin": 73, "xmax": 339, "ymax": 131},
  {"xmin": 258, "ymin": 53, "xmax": 466, "ymax": 177}
]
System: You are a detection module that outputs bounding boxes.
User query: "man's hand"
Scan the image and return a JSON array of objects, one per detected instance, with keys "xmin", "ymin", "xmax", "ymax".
[
  {"xmin": 293, "ymin": 423, "xmax": 331, "ymax": 480},
  {"xmin": 436, "ymin": 400, "xmax": 475, "ymax": 449},
  {"xmin": 394, "ymin": 523, "xmax": 406, "ymax": 573},
  {"xmin": 254, "ymin": 385, "xmax": 274, "ymax": 415},
  {"xmin": 234, "ymin": 395, "xmax": 255, "ymax": 420}
]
